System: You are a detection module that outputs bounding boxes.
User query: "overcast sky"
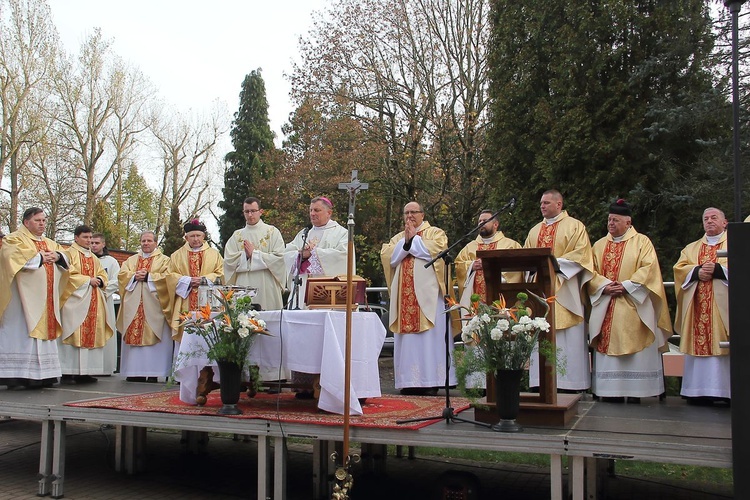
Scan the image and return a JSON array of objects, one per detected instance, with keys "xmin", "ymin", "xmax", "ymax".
[{"xmin": 49, "ymin": 0, "xmax": 328, "ymax": 144}]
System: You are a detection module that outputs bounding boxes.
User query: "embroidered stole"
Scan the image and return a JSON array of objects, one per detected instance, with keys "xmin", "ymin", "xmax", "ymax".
[
  {"xmin": 188, "ymin": 251, "xmax": 203, "ymax": 311},
  {"xmin": 597, "ymin": 240, "xmax": 627, "ymax": 354},
  {"xmin": 33, "ymin": 240, "xmax": 58, "ymax": 340},
  {"xmin": 473, "ymin": 241, "xmax": 498, "ymax": 300},
  {"xmin": 78, "ymin": 252, "xmax": 99, "ymax": 348},
  {"xmin": 124, "ymin": 256, "xmax": 154, "ymax": 346},
  {"xmin": 398, "ymin": 230, "xmax": 424, "ymax": 333},
  {"xmin": 537, "ymin": 221, "xmax": 559, "ymax": 249},
  {"xmin": 692, "ymin": 243, "xmax": 719, "ymax": 355}
]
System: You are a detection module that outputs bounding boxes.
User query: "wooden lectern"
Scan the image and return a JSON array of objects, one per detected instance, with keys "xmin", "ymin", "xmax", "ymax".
[
  {"xmin": 305, "ymin": 275, "xmax": 366, "ymax": 310},
  {"xmin": 474, "ymin": 247, "xmax": 579, "ymax": 427}
]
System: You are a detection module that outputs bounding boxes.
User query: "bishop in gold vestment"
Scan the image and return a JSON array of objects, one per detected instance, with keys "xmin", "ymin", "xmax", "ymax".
[
  {"xmin": 588, "ymin": 200, "xmax": 671, "ymax": 399},
  {"xmin": 156, "ymin": 219, "xmax": 223, "ymax": 342}
]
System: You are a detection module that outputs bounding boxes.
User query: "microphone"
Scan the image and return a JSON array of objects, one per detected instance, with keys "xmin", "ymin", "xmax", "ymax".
[
  {"xmin": 302, "ymin": 224, "xmax": 312, "ymax": 237},
  {"xmin": 509, "ymin": 196, "xmax": 517, "ymax": 210}
]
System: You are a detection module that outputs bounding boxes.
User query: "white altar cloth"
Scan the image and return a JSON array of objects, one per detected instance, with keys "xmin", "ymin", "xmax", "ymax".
[{"xmin": 174, "ymin": 310, "xmax": 386, "ymax": 415}]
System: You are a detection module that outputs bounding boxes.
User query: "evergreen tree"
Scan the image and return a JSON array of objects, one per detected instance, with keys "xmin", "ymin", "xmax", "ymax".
[
  {"xmin": 161, "ymin": 206, "xmax": 184, "ymax": 257},
  {"xmin": 91, "ymin": 199, "xmax": 123, "ymax": 249},
  {"xmin": 218, "ymin": 69, "xmax": 275, "ymax": 249},
  {"xmin": 486, "ymin": 1, "xmax": 728, "ymax": 273}
]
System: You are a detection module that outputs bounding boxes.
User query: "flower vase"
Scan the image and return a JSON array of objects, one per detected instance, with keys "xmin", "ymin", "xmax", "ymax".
[
  {"xmin": 216, "ymin": 360, "xmax": 243, "ymax": 415},
  {"xmin": 492, "ymin": 369, "xmax": 523, "ymax": 432}
]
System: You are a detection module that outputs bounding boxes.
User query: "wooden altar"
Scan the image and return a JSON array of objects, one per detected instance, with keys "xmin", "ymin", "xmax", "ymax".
[{"xmin": 474, "ymin": 247, "xmax": 579, "ymax": 427}]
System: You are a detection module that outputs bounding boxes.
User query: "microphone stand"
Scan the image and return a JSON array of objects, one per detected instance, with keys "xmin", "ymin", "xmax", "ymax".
[
  {"xmin": 397, "ymin": 197, "xmax": 516, "ymax": 427},
  {"xmin": 288, "ymin": 227, "xmax": 311, "ymax": 310}
]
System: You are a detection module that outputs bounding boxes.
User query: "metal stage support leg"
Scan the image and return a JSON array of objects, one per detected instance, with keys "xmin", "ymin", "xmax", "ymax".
[
  {"xmin": 51, "ymin": 420, "xmax": 66, "ymax": 499},
  {"xmin": 360, "ymin": 443, "xmax": 387, "ymax": 476},
  {"xmin": 258, "ymin": 435, "xmax": 271, "ymax": 500},
  {"xmin": 181, "ymin": 430, "xmax": 209, "ymax": 454},
  {"xmin": 550, "ymin": 454, "xmax": 563, "ymax": 500},
  {"xmin": 115, "ymin": 425, "xmax": 147, "ymax": 474},
  {"xmin": 584, "ymin": 457, "xmax": 607, "ymax": 500},
  {"xmin": 38, "ymin": 420, "xmax": 54, "ymax": 496},
  {"xmin": 570, "ymin": 455, "xmax": 584, "ymax": 500},
  {"xmin": 273, "ymin": 436, "xmax": 287, "ymax": 500},
  {"xmin": 312, "ymin": 440, "xmax": 335, "ymax": 499}
]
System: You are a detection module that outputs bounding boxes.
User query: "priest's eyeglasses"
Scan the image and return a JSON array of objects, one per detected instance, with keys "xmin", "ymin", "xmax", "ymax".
[
  {"xmin": 403, "ymin": 210, "xmax": 423, "ymax": 215},
  {"xmin": 243, "ymin": 209, "xmax": 261, "ymax": 214}
]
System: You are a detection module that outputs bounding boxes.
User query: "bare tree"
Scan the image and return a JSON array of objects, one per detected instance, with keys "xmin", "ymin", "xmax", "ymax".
[
  {"xmin": 150, "ymin": 102, "xmax": 227, "ymax": 238},
  {"xmin": 0, "ymin": 0, "xmax": 58, "ymax": 230},
  {"xmin": 289, "ymin": 0, "xmax": 491, "ymax": 238},
  {"xmin": 53, "ymin": 28, "xmax": 153, "ymax": 225}
]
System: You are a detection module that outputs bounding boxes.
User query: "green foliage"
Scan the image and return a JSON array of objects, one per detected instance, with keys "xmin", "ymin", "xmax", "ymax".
[
  {"xmin": 218, "ymin": 69, "xmax": 276, "ymax": 250},
  {"xmin": 161, "ymin": 206, "xmax": 184, "ymax": 257},
  {"xmin": 117, "ymin": 166, "xmax": 157, "ymax": 250},
  {"xmin": 486, "ymin": 1, "xmax": 731, "ymax": 277},
  {"xmin": 91, "ymin": 198, "xmax": 123, "ymax": 249}
]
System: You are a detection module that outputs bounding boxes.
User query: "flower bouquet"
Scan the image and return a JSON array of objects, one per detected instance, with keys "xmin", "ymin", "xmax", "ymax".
[
  {"xmin": 454, "ymin": 290, "xmax": 555, "ymax": 396},
  {"xmin": 453, "ymin": 290, "xmax": 556, "ymax": 432},
  {"xmin": 179, "ymin": 289, "xmax": 271, "ymax": 413},
  {"xmin": 180, "ymin": 289, "xmax": 271, "ymax": 368}
]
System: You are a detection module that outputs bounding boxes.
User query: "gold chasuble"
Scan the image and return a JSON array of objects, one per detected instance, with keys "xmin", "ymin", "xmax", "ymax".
[
  {"xmin": 381, "ymin": 222, "xmax": 447, "ymax": 334},
  {"xmin": 674, "ymin": 233, "xmax": 729, "ymax": 357},
  {"xmin": 60, "ymin": 243, "xmax": 113, "ymax": 348},
  {"xmin": 155, "ymin": 242, "xmax": 223, "ymax": 341},
  {"xmin": 454, "ymin": 231, "xmax": 523, "ymax": 302},
  {"xmin": 0, "ymin": 226, "xmax": 68, "ymax": 340},
  {"xmin": 524, "ymin": 211, "xmax": 595, "ymax": 330},
  {"xmin": 589, "ymin": 228, "xmax": 671, "ymax": 356},
  {"xmin": 117, "ymin": 250, "xmax": 171, "ymax": 346}
]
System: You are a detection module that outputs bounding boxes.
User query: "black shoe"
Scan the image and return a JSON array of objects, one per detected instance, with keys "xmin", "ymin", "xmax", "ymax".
[
  {"xmin": 60, "ymin": 375, "xmax": 76, "ymax": 385},
  {"xmin": 73, "ymin": 375, "xmax": 98, "ymax": 384},
  {"xmin": 601, "ymin": 397, "xmax": 625, "ymax": 403},
  {"xmin": 146, "ymin": 377, "xmax": 158, "ymax": 383},
  {"xmin": 126, "ymin": 377, "xmax": 147, "ymax": 382},
  {"xmin": 294, "ymin": 391, "xmax": 315, "ymax": 400},
  {"xmin": 626, "ymin": 397, "xmax": 641, "ymax": 404}
]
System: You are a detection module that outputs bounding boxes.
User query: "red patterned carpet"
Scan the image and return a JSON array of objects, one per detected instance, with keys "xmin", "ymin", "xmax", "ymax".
[{"xmin": 65, "ymin": 390, "xmax": 471, "ymax": 430}]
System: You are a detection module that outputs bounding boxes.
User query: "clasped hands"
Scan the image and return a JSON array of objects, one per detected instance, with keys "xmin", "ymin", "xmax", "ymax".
[
  {"xmin": 41, "ymin": 251, "xmax": 59, "ymax": 264},
  {"xmin": 698, "ymin": 262, "xmax": 716, "ymax": 282},
  {"xmin": 603, "ymin": 281, "xmax": 626, "ymax": 297}
]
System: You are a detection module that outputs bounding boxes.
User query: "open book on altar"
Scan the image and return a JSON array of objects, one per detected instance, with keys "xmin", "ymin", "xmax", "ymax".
[{"xmin": 305, "ymin": 275, "xmax": 367, "ymax": 310}]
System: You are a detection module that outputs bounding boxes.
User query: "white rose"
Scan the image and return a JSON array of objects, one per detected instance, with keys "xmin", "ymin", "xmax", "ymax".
[
  {"xmin": 238, "ymin": 327, "xmax": 250, "ymax": 338},
  {"xmin": 519, "ymin": 315, "xmax": 532, "ymax": 325},
  {"xmin": 496, "ymin": 319, "xmax": 510, "ymax": 332},
  {"xmin": 511, "ymin": 324, "xmax": 524, "ymax": 334},
  {"xmin": 490, "ymin": 328, "xmax": 503, "ymax": 340},
  {"xmin": 480, "ymin": 313, "xmax": 491, "ymax": 324}
]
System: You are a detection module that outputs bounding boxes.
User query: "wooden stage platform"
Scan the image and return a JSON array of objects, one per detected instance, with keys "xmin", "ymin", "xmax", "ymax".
[{"xmin": 0, "ymin": 377, "xmax": 732, "ymax": 500}]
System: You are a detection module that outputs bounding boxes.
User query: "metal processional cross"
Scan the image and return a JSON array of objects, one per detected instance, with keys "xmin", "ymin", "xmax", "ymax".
[{"xmin": 331, "ymin": 170, "xmax": 368, "ymax": 500}]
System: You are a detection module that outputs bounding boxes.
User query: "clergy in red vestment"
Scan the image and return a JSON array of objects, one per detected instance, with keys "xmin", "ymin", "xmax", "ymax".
[
  {"xmin": 118, "ymin": 231, "xmax": 174, "ymax": 382},
  {"xmin": 0, "ymin": 208, "xmax": 69, "ymax": 389},
  {"xmin": 673, "ymin": 207, "xmax": 730, "ymax": 402},
  {"xmin": 59, "ymin": 225, "xmax": 114, "ymax": 384},
  {"xmin": 155, "ymin": 218, "xmax": 223, "ymax": 342},
  {"xmin": 381, "ymin": 201, "xmax": 454, "ymax": 395},
  {"xmin": 524, "ymin": 189, "xmax": 594, "ymax": 391},
  {"xmin": 588, "ymin": 200, "xmax": 671, "ymax": 401}
]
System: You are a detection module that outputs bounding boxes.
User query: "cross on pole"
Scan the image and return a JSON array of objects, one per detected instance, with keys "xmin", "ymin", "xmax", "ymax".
[
  {"xmin": 338, "ymin": 169, "xmax": 369, "ymax": 218},
  {"xmin": 333, "ymin": 169, "xmax": 368, "ymax": 500}
]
